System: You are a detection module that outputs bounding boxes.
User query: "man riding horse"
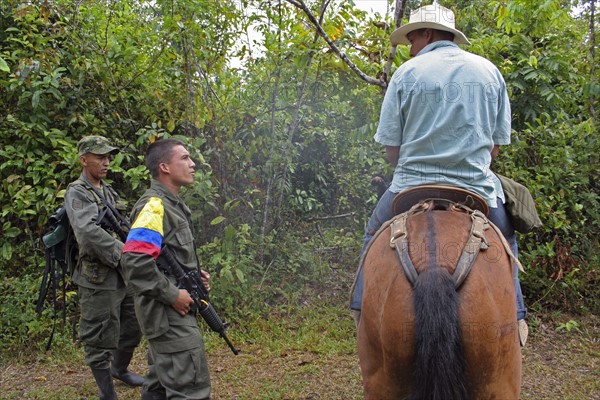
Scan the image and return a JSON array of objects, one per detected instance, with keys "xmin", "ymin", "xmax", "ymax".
[{"xmin": 350, "ymin": 4, "xmax": 527, "ymax": 345}]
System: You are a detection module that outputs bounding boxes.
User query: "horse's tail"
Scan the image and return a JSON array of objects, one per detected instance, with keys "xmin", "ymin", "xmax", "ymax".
[{"xmin": 409, "ymin": 266, "xmax": 468, "ymax": 400}]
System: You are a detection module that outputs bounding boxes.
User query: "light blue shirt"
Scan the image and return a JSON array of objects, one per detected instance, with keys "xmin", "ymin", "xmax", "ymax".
[{"xmin": 375, "ymin": 41, "xmax": 511, "ymax": 207}]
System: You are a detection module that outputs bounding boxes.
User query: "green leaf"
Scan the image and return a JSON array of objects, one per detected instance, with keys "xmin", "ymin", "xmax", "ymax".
[
  {"xmin": 235, "ymin": 268, "xmax": 246, "ymax": 283},
  {"xmin": 31, "ymin": 91, "xmax": 40, "ymax": 108},
  {"xmin": 210, "ymin": 216, "xmax": 226, "ymax": 225},
  {"xmin": 1, "ymin": 242, "xmax": 13, "ymax": 260},
  {"xmin": 0, "ymin": 57, "xmax": 9, "ymax": 72},
  {"xmin": 167, "ymin": 120, "xmax": 175, "ymax": 132},
  {"xmin": 4, "ymin": 227, "xmax": 21, "ymax": 238}
]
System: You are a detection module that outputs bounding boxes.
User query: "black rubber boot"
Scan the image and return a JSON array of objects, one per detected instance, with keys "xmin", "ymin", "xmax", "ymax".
[
  {"xmin": 91, "ymin": 368, "xmax": 117, "ymax": 400},
  {"xmin": 110, "ymin": 350, "xmax": 144, "ymax": 387}
]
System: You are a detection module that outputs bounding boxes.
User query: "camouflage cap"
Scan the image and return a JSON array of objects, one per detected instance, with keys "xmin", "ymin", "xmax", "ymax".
[{"xmin": 77, "ymin": 135, "xmax": 120, "ymax": 156}]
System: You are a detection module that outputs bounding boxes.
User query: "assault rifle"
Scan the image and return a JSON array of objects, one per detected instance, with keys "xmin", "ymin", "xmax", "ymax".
[
  {"xmin": 159, "ymin": 245, "xmax": 239, "ymax": 355},
  {"xmin": 95, "ymin": 191, "xmax": 239, "ymax": 355}
]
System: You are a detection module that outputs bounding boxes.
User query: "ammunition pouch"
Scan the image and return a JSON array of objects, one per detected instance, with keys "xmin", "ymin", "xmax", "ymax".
[{"xmin": 80, "ymin": 258, "xmax": 110, "ymax": 284}]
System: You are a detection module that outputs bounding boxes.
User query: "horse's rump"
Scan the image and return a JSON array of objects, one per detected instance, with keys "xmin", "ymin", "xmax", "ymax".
[{"xmin": 358, "ymin": 206, "xmax": 521, "ymax": 399}]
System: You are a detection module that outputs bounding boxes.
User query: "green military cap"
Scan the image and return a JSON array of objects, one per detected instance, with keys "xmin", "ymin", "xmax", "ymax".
[{"xmin": 77, "ymin": 135, "xmax": 120, "ymax": 156}]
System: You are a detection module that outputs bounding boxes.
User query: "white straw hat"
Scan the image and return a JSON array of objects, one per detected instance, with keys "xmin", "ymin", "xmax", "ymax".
[{"xmin": 390, "ymin": 4, "xmax": 471, "ymax": 46}]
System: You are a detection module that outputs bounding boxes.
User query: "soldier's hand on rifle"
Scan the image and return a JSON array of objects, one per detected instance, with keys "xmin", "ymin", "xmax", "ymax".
[
  {"xmin": 200, "ymin": 269, "xmax": 211, "ymax": 292},
  {"xmin": 172, "ymin": 289, "xmax": 194, "ymax": 317}
]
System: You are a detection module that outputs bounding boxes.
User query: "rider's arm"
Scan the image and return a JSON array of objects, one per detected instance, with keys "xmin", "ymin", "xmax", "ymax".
[
  {"xmin": 491, "ymin": 144, "xmax": 500, "ymax": 161},
  {"xmin": 385, "ymin": 146, "xmax": 400, "ymax": 167}
]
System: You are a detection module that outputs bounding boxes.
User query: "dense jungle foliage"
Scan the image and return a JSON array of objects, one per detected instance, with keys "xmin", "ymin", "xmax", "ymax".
[{"xmin": 1, "ymin": 0, "xmax": 598, "ymax": 353}]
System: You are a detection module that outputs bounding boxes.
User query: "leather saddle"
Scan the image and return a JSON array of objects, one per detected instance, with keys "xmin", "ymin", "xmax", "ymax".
[{"xmin": 391, "ymin": 185, "xmax": 489, "ymax": 216}]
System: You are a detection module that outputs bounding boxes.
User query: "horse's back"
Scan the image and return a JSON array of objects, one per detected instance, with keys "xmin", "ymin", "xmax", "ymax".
[{"xmin": 358, "ymin": 209, "xmax": 521, "ymax": 399}]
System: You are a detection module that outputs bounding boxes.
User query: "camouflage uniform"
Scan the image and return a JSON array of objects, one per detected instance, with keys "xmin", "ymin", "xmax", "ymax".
[
  {"xmin": 64, "ymin": 136, "xmax": 143, "ymax": 398},
  {"xmin": 121, "ymin": 179, "xmax": 211, "ymax": 400}
]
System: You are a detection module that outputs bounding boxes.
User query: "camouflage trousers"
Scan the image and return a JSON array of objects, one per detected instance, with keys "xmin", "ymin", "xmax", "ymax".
[
  {"xmin": 144, "ymin": 314, "xmax": 211, "ymax": 400},
  {"xmin": 78, "ymin": 284, "xmax": 142, "ymax": 369}
]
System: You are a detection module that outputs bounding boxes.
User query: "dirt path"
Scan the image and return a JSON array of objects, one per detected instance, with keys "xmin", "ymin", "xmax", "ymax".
[
  {"xmin": 1, "ymin": 313, "xmax": 598, "ymax": 399},
  {"xmin": 519, "ymin": 315, "xmax": 599, "ymax": 399}
]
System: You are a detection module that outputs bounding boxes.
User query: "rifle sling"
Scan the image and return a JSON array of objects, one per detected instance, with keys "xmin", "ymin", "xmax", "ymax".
[{"xmin": 84, "ymin": 183, "xmax": 129, "ymax": 227}]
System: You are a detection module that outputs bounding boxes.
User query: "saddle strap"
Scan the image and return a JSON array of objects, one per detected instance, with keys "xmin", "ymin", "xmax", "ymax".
[
  {"xmin": 488, "ymin": 218, "xmax": 524, "ymax": 272},
  {"xmin": 390, "ymin": 206, "xmax": 491, "ymax": 289},
  {"xmin": 389, "ymin": 213, "xmax": 419, "ymax": 286},
  {"xmin": 453, "ymin": 210, "xmax": 489, "ymax": 288}
]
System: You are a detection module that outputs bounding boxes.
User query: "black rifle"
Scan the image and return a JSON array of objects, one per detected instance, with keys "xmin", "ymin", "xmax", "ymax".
[
  {"xmin": 159, "ymin": 245, "xmax": 239, "ymax": 355},
  {"xmin": 94, "ymin": 189, "xmax": 239, "ymax": 355}
]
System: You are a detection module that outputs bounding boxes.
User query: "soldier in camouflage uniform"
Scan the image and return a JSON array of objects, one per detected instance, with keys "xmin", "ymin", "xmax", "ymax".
[
  {"xmin": 64, "ymin": 136, "xmax": 144, "ymax": 400},
  {"xmin": 121, "ymin": 138, "xmax": 212, "ymax": 400}
]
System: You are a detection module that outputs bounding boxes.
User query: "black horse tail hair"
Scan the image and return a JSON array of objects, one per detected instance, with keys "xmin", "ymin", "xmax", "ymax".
[{"xmin": 409, "ymin": 266, "xmax": 468, "ymax": 400}]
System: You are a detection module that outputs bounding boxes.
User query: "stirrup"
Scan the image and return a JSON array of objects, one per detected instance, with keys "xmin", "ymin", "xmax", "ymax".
[
  {"xmin": 351, "ymin": 309, "xmax": 361, "ymax": 329},
  {"xmin": 518, "ymin": 319, "xmax": 529, "ymax": 347}
]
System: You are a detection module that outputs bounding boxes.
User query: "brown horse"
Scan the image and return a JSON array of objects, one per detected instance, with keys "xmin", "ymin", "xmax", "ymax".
[{"xmin": 357, "ymin": 197, "xmax": 521, "ymax": 399}]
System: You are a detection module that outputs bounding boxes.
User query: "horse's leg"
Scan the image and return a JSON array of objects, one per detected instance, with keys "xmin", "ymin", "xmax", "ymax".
[
  {"xmin": 359, "ymin": 304, "xmax": 415, "ymax": 399},
  {"xmin": 359, "ymin": 238, "xmax": 415, "ymax": 400},
  {"xmin": 460, "ymin": 242, "xmax": 522, "ymax": 399}
]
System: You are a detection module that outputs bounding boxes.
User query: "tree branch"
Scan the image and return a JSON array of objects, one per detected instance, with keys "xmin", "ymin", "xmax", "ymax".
[
  {"xmin": 382, "ymin": 0, "xmax": 409, "ymax": 83},
  {"xmin": 306, "ymin": 212, "xmax": 354, "ymax": 222},
  {"xmin": 284, "ymin": 0, "xmax": 386, "ymax": 88}
]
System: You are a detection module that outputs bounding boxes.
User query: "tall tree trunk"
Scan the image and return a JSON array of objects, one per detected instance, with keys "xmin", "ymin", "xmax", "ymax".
[{"xmin": 259, "ymin": 0, "xmax": 284, "ymax": 264}]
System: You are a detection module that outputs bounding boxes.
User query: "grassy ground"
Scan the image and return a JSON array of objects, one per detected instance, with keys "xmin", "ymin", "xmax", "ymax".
[
  {"xmin": 2, "ymin": 260, "xmax": 599, "ymax": 399},
  {"xmin": 1, "ymin": 304, "xmax": 598, "ymax": 400}
]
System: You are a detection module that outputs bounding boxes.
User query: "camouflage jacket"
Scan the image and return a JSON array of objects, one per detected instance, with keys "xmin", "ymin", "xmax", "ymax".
[
  {"xmin": 64, "ymin": 174, "xmax": 126, "ymax": 289},
  {"xmin": 121, "ymin": 179, "xmax": 200, "ymax": 339}
]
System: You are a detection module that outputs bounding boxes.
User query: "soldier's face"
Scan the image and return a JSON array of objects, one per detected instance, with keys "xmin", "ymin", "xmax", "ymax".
[
  {"xmin": 81, "ymin": 153, "xmax": 111, "ymax": 183},
  {"xmin": 163, "ymin": 145, "xmax": 196, "ymax": 187}
]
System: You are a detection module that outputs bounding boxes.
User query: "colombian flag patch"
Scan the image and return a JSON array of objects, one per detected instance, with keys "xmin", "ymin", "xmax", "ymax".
[{"xmin": 123, "ymin": 197, "xmax": 164, "ymax": 259}]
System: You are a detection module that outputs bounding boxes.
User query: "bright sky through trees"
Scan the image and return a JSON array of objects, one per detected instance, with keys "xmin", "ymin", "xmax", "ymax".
[
  {"xmin": 231, "ymin": 0, "xmax": 392, "ymax": 68},
  {"xmin": 355, "ymin": 0, "xmax": 390, "ymax": 15}
]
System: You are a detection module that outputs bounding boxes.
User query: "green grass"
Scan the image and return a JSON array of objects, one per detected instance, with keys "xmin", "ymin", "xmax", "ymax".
[
  {"xmin": 0, "ymin": 302, "xmax": 363, "ymax": 400},
  {"xmin": 2, "ymin": 297, "xmax": 598, "ymax": 399}
]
